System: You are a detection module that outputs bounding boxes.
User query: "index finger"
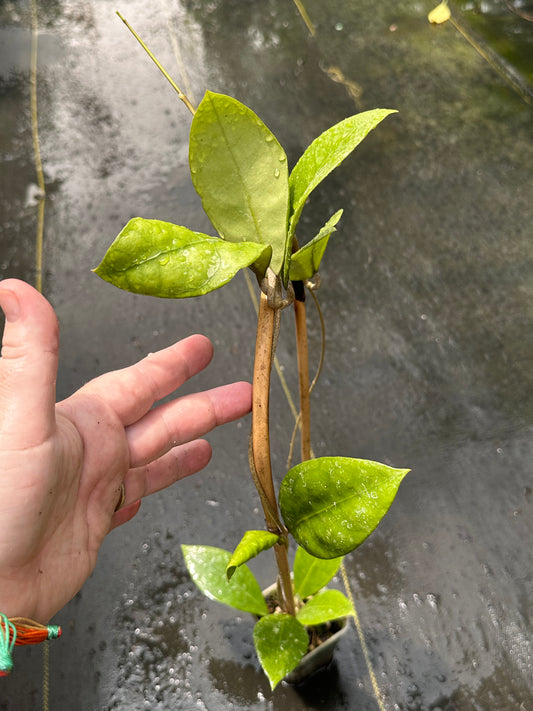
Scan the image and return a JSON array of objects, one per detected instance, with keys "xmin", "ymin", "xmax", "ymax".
[{"xmin": 74, "ymin": 334, "xmax": 214, "ymax": 426}]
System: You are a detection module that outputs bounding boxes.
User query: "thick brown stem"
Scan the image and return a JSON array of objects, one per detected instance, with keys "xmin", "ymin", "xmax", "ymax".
[
  {"xmin": 252, "ymin": 291, "xmax": 295, "ymax": 616},
  {"xmin": 294, "ymin": 297, "xmax": 312, "ymax": 462},
  {"xmin": 252, "ymin": 292, "xmax": 277, "ymax": 516},
  {"xmin": 274, "ymin": 542, "xmax": 295, "ymax": 614}
]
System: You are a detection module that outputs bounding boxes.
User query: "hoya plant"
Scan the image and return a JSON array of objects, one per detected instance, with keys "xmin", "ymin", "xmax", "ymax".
[{"xmin": 95, "ymin": 18, "xmax": 407, "ymax": 690}]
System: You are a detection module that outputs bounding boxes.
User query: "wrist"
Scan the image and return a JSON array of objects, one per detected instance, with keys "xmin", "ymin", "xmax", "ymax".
[
  {"xmin": 0, "ymin": 578, "xmax": 40, "ymax": 623},
  {"xmin": 0, "ymin": 613, "xmax": 62, "ymax": 676}
]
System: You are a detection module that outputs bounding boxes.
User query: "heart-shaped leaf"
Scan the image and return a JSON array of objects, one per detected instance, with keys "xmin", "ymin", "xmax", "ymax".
[
  {"xmin": 288, "ymin": 109, "xmax": 397, "ymax": 242},
  {"xmin": 279, "ymin": 457, "xmax": 409, "ymax": 559},
  {"xmin": 253, "ymin": 613, "xmax": 309, "ymax": 689},
  {"xmin": 226, "ymin": 530, "xmax": 280, "ymax": 581},
  {"xmin": 296, "ymin": 590, "xmax": 353, "ymax": 626},
  {"xmin": 181, "ymin": 545, "xmax": 268, "ymax": 616},
  {"xmin": 189, "ymin": 91, "xmax": 289, "ymax": 276},
  {"xmin": 293, "ymin": 546, "xmax": 343, "ymax": 599},
  {"xmin": 289, "ymin": 209, "xmax": 343, "ymax": 281},
  {"xmin": 94, "ymin": 218, "xmax": 272, "ymax": 298}
]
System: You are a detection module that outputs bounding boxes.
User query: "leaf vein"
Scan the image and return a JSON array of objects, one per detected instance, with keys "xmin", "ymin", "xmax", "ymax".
[{"xmin": 209, "ymin": 95, "xmax": 262, "ymax": 242}]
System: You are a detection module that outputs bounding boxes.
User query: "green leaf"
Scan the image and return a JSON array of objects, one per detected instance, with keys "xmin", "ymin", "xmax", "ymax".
[
  {"xmin": 296, "ymin": 590, "xmax": 354, "ymax": 626},
  {"xmin": 279, "ymin": 457, "xmax": 409, "ymax": 559},
  {"xmin": 181, "ymin": 545, "xmax": 268, "ymax": 616},
  {"xmin": 94, "ymin": 218, "xmax": 272, "ymax": 298},
  {"xmin": 253, "ymin": 614, "xmax": 309, "ymax": 689},
  {"xmin": 189, "ymin": 91, "xmax": 289, "ymax": 276},
  {"xmin": 288, "ymin": 109, "xmax": 397, "ymax": 243},
  {"xmin": 289, "ymin": 209, "xmax": 343, "ymax": 281},
  {"xmin": 293, "ymin": 546, "xmax": 343, "ymax": 599},
  {"xmin": 226, "ymin": 531, "xmax": 280, "ymax": 581}
]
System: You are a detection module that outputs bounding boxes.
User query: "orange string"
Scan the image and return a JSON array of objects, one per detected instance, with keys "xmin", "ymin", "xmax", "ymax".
[{"xmin": 7, "ymin": 618, "xmax": 61, "ymax": 646}]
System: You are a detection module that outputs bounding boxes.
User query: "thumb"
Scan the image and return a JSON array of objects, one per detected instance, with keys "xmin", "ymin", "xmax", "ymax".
[{"xmin": 0, "ymin": 279, "xmax": 59, "ymax": 448}]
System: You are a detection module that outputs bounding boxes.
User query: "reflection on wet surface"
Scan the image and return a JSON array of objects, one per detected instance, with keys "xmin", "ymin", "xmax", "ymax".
[{"xmin": 1, "ymin": 0, "xmax": 532, "ymax": 708}]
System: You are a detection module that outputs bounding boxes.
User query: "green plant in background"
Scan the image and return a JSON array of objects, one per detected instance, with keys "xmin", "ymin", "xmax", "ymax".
[{"xmin": 95, "ymin": 23, "xmax": 407, "ymax": 689}]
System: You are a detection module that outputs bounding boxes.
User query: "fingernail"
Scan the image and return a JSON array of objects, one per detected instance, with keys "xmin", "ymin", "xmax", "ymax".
[{"xmin": 0, "ymin": 289, "xmax": 21, "ymax": 322}]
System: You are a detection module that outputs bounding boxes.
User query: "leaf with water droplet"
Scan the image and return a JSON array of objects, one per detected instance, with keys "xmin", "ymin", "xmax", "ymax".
[
  {"xmin": 226, "ymin": 530, "xmax": 280, "ymax": 581},
  {"xmin": 189, "ymin": 91, "xmax": 289, "ymax": 276},
  {"xmin": 182, "ymin": 545, "xmax": 268, "ymax": 616},
  {"xmin": 296, "ymin": 590, "xmax": 353, "ymax": 625},
  {"xmin": 94, "ymin": 217, "xmax": 272, "ymax": 298},
  {"xmin": 279, "ymin": 457, "xmax": 409, "ymax": 559},
  {"xmin": 253, "ymin": 614, "xmax": 308, "ymax": 689},
  {"xmin": 289, "ymin": 209, "xmax": 342, "ymax": 281},
  {"xmin": 293, "ymin": 546, "xmax": 343, "ymax": 599},
  {"xmin": 288, "ymin": 109, "xmax": 397, "ymax": 253}
]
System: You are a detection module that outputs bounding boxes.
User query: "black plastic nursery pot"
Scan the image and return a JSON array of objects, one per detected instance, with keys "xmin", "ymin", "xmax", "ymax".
[{"xmin": 284, "ymin": 619, "xmax": 349, "ymax": 685}]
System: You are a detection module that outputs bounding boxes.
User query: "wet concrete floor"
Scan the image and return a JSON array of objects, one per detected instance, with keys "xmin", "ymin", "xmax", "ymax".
[{"xmin": 1, "ymin": 1, "xmax": 532, "ymax": 709}]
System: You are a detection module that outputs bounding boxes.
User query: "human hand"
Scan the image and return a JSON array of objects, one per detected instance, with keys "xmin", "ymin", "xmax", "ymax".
[{"xmin": 0, "ymin": 279, "xmax": 252, "ymax": 622}]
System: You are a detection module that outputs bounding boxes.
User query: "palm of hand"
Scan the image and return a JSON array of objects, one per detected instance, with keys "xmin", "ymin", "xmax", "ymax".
[
  {"xmin": 2, "ymin": 406, "xmax": 128, "ymax": 622},
  {"xmin": 0, "ymin": 279, "xmax": 251, "ymax": 622}
]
